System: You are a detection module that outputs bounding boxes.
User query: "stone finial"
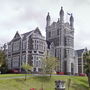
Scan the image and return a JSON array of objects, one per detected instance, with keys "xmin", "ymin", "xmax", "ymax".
[{"xmin": 46, "ymin": 12, "xmax": 51, "ymax": 27}]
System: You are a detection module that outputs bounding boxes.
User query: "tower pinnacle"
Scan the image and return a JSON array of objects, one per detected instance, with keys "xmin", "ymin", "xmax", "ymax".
[
  {"xmin": 60, "ymin": 6, "xmax": 64, "ymax": 23},
  {"xmin": 46, "ymin": 12, "xmax": 51, "ymax": 27},
  {"xmin": 70, "ymin": 13, "xmax": 74, "ymax": 28}
]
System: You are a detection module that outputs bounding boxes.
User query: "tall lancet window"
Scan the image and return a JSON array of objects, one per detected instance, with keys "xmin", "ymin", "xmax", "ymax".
[{"xmin": 57, "ymin": 29, "xmax": 59, "ymax": 35}]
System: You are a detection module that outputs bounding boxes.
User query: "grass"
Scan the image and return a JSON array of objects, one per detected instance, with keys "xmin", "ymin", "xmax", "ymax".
[
  {"xmin": 0, "ymin": 74, "xmax": 25, "ymax": 78},
  {"xmin": 0, "ymin": 74, "xmax": 89, "ymax": 90}
]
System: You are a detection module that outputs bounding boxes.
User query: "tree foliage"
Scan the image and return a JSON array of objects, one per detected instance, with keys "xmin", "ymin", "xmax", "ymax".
[
  {"xmin": 22, "ymin": 63, "xmax": 32, "ymax": 80},
  {"xmin": 0, "ymin": 50, "xmax": 6, "ymax": 66},
  {"xmin": 41, "ymin": 56, "xmax": 58, "ymax": 77},
  {"xmin": 22, "ymin": 63, "xmax": 32, "ymax": 72},
  {"xmin": 83, "ymin": 51, "xmax": 90, "ymax": 87},
  {"xmin": 0, "ymin": 50, "xmax": 7, "ymax": 73},
  {"xmin": 83, "ymin": 51, "xmax": 90, "ymax": 74}
]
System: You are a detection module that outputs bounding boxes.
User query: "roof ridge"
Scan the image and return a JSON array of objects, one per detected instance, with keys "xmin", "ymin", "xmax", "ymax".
[{"xmin": 21, "ymin": 30, "xmax": 34, "ymax": 35}]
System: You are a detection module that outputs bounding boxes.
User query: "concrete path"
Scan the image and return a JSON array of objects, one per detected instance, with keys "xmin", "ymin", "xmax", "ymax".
[{"xmin": 0, "ymin": 74, "xmax": 63, "ymax": 80}]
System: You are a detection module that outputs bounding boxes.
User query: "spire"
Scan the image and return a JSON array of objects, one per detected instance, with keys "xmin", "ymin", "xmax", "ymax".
[
  {"xmin": 46, "ymin": 12, "xmax": 51, "ymax": 27},
  {"xmin": 60, "ymin": 6, "xmax": 64, "ymax": 23},
  {"xmin": 46, "ymin": 12, "xmax": 50, "ymax": 21},
  {"xmin": 70, "ymin": 13, "xmax": 74, "ymax": 28},
  {"xmin": 60, "ymin": 7, "xmax": 64, "ymax": 16},
  {"xmin": 70, "ymin": 13, "xmax": 74, "ymax": 22}
]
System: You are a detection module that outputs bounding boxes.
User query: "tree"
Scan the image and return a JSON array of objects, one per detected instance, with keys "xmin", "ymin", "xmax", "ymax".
[
  {"xmin": 0, "ymin": 50, "xmax": 5, "ymax": 66},
  {"xmin": 22, "ymin": 63, "xmax": 32, "ymax": 80},
  {"xmin": 83, "ymin": 51, "xmax": 90, "ymax": 87},
  {"xmin": 41, "ymin": 56, "xmax": 58, "ymax": 78},
  {"xmin": 0, "ymin": 50, "xmax": 7, "ymax": 74}
]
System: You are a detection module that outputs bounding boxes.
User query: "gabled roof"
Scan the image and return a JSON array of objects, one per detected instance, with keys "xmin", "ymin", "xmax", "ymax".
[
  {"xmin": 13, "ymin": 31, "xmax": 21, "ymax": 39},
  {"xmin": 22, "ymin": 27, "xmax": 42, "ymax": 40},
  {"xmin": 21, "ymin": 30, "xmax": 34, "ymax": 40},
  {"xmin": 34, "ymin": 27, "xmax": 42, "ymax": 36},
  {"xmin": 76, "ymin": 49, "xmax": 85, "ymax": 57},
  {"xmin": 8, "ymin": 27, "xmax": 43, "ymax": 43}
]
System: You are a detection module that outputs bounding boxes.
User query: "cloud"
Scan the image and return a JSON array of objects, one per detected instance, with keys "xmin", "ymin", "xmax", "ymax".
[
  {"xmin": 73, "ymin": 0, "xmax": 90, "ymax": 6},
  {"xmin": 0, "ymin": 0, "xmax": 90, "ymax": 50}
]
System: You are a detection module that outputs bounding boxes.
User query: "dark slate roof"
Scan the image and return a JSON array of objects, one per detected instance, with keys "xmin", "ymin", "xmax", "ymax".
[
  {"xmin": 22, "ymin": 27, "xmax": 42, "ymax": 40},
  {"xmin": 76, "ymin": 49, "xmax": 84, "ymax": 57},
  {"xmin": 22, "ymin": 30, "xmax": 33, "ymax": 40},
  {"xmin": 14, "ymin": 31, "xmax": 21, "ymax": 39},
  {"xmin": 34, "ymin": 27, "xmax": 42, "ymax": 36},
  {"xmin": 9, "ymin": 31, "xmax": 21, "ymax": 43},
  {"xmin": 8, "ymin": 27, "xmax": 42, "ymax": 43}
]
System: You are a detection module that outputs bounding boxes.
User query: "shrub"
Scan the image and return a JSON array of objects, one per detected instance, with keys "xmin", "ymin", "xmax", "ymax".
[{"xmin": 56, "ymin": 72, "xmax": 64, "ymax": 75}]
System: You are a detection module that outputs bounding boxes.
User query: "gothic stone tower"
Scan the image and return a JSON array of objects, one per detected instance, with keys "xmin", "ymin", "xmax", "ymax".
[{"xmin": 46, "ymin": 7, "xmax": 78, "ymax": 75}]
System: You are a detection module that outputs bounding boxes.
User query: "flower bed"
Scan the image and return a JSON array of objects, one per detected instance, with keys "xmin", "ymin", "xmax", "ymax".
[
  {"xmin": 30, "ymin": 88, "xmax": 36, "ymax": 90},
  {"xmin": 56, "ymin": 72, "xmax": 64, "ymax": 75},
  {"xmin": 79, "ymin": 73, "xmax": 86, "ymax": 76}
]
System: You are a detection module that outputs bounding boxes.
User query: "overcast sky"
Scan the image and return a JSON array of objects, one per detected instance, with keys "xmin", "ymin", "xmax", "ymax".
[{"xmin": 0, "ymin": 0, "xmax": 90, "ymax": 50}]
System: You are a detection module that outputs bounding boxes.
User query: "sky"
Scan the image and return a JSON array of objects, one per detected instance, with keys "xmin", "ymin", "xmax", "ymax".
[{"xmin": 0, "ymin": 0, "xmax": 90, "ymax": 50}]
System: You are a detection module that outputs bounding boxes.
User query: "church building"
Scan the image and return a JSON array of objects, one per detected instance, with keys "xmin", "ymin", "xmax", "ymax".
[
  {"xmin": 7, "ymin": 7, "xmax": 78, "ymax": 75},
  {"xmin": 46, "ymin": 7, "xmax": 78, "ymax": 75}
]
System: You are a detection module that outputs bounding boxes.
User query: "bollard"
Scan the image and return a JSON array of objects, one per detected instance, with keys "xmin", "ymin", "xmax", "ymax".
[{"xmin": 55, "ymin": 80, "xmax": 65, "ymax": 90}]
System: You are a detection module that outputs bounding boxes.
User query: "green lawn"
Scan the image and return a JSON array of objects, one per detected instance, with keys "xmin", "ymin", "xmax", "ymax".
[
  {"xmin": 0, "ymin": 74, "xmax": 89, "ymax": 90},
  {"xmin": 0, "ymin": 74, "xmax": 25, "ymax": 78}
]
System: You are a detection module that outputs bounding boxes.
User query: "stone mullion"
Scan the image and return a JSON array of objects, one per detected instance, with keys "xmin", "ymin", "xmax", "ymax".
[{"xmin": 26, "ymin": 37, "xmax": 29, "ymax": 65}]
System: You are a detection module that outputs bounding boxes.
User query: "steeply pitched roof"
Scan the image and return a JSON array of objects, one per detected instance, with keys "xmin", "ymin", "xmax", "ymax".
[
  {"xmin": 34, "ymin": 27, "xmax": 42, "ymax": 36},
  {"xmin": 13, "ymin": 31, "xmax": 21, "ymax": 39},
  {"xmin": 76, "ymin": 49, "xmax": 85, "ymax": 57},
  {"xmin": 22, "ymin": 27, "xmax": 42, "ymax": 40},
  {"xmin": 8, "ymin": 27, "xmax": 43, "ymax": 43},
  {"xmin": 11, "ymin": 31, "xmax": 21, "ymax": 42},
  {"xmin": 21, "ymin": 30, "xmax": 34, "ymax": 40}
]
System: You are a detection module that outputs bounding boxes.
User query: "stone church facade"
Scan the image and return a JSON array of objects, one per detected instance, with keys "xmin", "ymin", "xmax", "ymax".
[
  {"xmin": 7, "ymin": 27, "xmax": 46, "ymax": 72},
  {"xmin": 7, "ymin": 7, "xmax": 78, "ymax": 75},
  {"xmin": 46, "ymin": 7, "xmax": 78, "ymax": 75}
]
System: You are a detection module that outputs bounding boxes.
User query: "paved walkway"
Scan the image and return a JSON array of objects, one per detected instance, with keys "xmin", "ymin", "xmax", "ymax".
[{"xmin": 0, "ymin": 74, "xmax": 63, "ymax": 80}]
